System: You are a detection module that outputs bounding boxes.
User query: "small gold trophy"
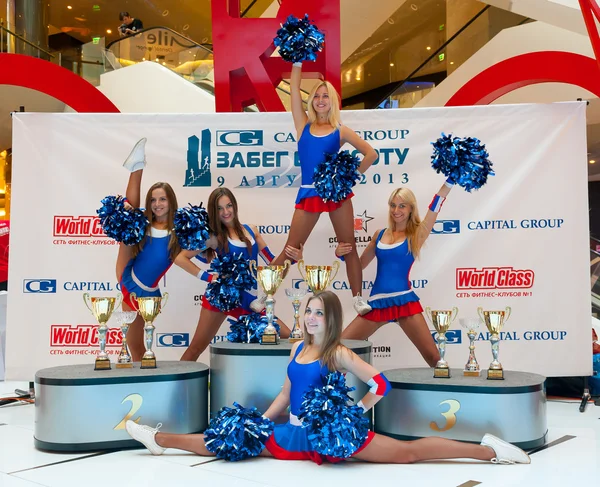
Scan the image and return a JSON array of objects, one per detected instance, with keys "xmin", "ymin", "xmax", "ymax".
[
  {"xmin": 285, "ymin": 288, "xmax": 308, "ymax": 342},
  {"xmin": 426, "ymin": 307, "xmax": 458, "ymax": 378},
  {"xmin": 249, "ymin": 261, "xmax": 291, "ymax": 345},
  {"xmin": 113, "ymin": 310, "xmax": 138, "ymax": 368},
  {"xmin": 478, "ymin": 306, "xmax": 511, "ymax": 380},
  {"xmin": 460, "ymin": 318, "xmax": 481, "ymax": 377},
  {"xmin": 297, "ymin": 260, "xmax": 340, "ymax": 292},
  {"xmin": 130, "ymin": 293, "xmax": 169, "ymax": 369},
  {"xmin": 83, "ymin": 293, "xmax": 123, "ymax": 370}
]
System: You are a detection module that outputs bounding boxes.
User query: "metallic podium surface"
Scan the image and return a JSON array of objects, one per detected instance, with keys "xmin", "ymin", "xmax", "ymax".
[
  {"xmin": 210, "ymin": 339, "xmax": 372, "ymax": 417},
  {"xmin": 375, "ymin": 368, "xmax": 547, "ymax": 449},
  {"xmin": 34, "ymin": 361, "xmax": 209, "ymax": 452}
]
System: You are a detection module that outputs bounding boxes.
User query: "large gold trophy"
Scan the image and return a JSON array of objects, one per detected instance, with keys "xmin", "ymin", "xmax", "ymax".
[
  {"xmin": 425, "ymin": 307, "xmax": 458, "ymax": 378},
  {"xmin": 131, "ymin": 293, "xmax": 169, "ymax": 369},
  {"xmin": 83, "ymin": 293, "xmax": 123, "ymax": 370},
  {"xmin": 249, "ymin": 261, "xmax": 291, "ymax": 344},
  {"xmin": 478, "ymin": 306, "xmax": 511, "ymax": 380},
  {"xmin": 297, "ymin": 260, "xmax": 340, "ymax": 293}
]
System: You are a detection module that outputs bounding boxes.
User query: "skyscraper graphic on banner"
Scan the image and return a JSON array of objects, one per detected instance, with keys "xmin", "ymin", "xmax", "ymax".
[{"xmin": 185, "ymin": 130, "xmax": 211, "ymax": 187}]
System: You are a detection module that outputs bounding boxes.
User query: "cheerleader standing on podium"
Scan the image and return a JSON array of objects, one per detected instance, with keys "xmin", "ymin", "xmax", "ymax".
[
  {"xmin": 336, "ymin": 183, "xmax": 454, "ymax": 367},
  {"xmin": 270, "ymin": 62, "xmax": 377, "ymax": 316},
  {"xmin": 115, "ymin": 138, "xmax": 181, "ymax": 362},
  {"xmin": 178, "ymin": 187, "xmax": 303, "ymax": 362}
]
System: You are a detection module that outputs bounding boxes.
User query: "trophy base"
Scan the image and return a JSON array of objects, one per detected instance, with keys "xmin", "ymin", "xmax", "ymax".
[
  {"xmin": 433, "ymin": 367, "xmax": 450, "ymax": 378},
  {"xmin": 260, "ymin": 333, "xmax": 279, "ymax": 345},
  {"xmin": 115, "ymin": 362, "xmax": 133, "ymax": 369},
  {"xmin": 140, "ymin": 357, "xmax": 157, "ymax": 369},
  {"xmin": 463, "ymin": 369, "xmax": 481, "ymax": 377},
  {"xmin": 487, "ymin": 369, "xmax": 504, "ymax": 380},
  {"xmin": 94, "ymin": 358, "xmax": 111, "ymax": 371},
  {"xmin": 288, "ymin": 337, "xmax": 303, "ymax": 343}
]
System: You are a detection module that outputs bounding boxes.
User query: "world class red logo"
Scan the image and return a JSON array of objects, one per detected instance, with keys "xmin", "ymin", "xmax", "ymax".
[
  {"xmin": 53, "ymin": 216, "xmax": 106, "ymax": 237},
  {"xmin": 456, "ymin": 266, "xmax": 535, "ymax": 290}
]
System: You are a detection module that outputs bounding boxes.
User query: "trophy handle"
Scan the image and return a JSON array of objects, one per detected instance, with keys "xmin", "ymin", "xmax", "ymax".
[
  {"xmin": 161, "ymin": 292, "xmax": 169, "ymax": 310},
  {"xmin": 297, "ymin": 259, "xmax": 306, "ymax": 282},
  {"xmin": 330, "ymin": 261, "xmax": 340, "ymax": 281},
  {"xmin": 477, "ymin": 307, "xmax": 485, "ymax": 324},
  {"xmin": 282, "ymin": 259, "xmax": 292, "ymax": 278},
  {"xmin": 83, "ymin": 293, "xmax": 93, "ymax": 313},
  {"xmin": 504, "ymin": 306, "xmax": 511, "ymax": 323},
  {"xmin": 425, "ymin": 306, "xmax": 432, "ymax": 324},
  {"xmin": 450, "ymin": 306, "xmax": 459, "ymax": 323},
  {"xmin": 130, "ymin": 292, "xmax": 138, "ymax": 310},
  {"xmin": 249, "ymin": 260, "xmax": 258, "ymax": 279},
  {"xmin": 115, "ymin": 293, "xmax": 123, "ymax": 311}
]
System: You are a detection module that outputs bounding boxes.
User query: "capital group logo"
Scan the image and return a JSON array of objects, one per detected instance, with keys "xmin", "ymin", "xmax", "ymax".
[
  {"xmin": 23, "ymin": 279, "xmax": 56, "ymax": 293},
  {"xmin": 216, "ymin": 130, "xmax": 263, "ymax": 147},
  {"xmin": 53, "ymin": 215, "xmax": 117, "ymax": 246},
  {"xmin": 157, "ymin": 333, "xmax": 190, "ymax": 347},
  {"xmin": 431, "ymin": 329, "xmax": 462, "ymax": 344},
  {"xmin": 432, "ymin": 220, "xmax": 460, "ymax": 234}
]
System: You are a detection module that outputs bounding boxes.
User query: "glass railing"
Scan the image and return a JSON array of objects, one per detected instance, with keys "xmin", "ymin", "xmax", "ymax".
[
  {"xmin": 105, "ymin": 26, "xmax": 308, "ymax": 110},
  {"xmin": 0, "ymin": 20, "xmax": 57, "ymax": 63}
]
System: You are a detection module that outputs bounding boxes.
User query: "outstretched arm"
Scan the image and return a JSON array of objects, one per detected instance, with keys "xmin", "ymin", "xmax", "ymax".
[
  {"xmin": 291, "ymin": 64, "xmax": 308, "ymax": 138},
  {"xmin": 418, "ymin": 181, "xmax": 453, "ymax": 247},
  {"xmin": 340, "ymin": 126, "xmax": 377, "ymax": 174},
  {"xmin": 335, "ymin": 229, "xmax": 379, "ymax": 270},
  {"xmin": 252, "ymin": 225, "xmax": 303, "ymax": 264},
  {"xmin": 262, "ymin": 342, "xmax": 299, "ymax": 419},
  {"xmin": 173, "ymin": 235, "xmax": 218, "ymax": 281}
]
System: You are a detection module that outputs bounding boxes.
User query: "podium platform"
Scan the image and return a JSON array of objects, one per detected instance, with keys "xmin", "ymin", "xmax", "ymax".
[
  {"xmin": 34, "ymin": 361, "xmax": 209, "ymax": 452},
  {"xmin": 374, "ymin": 368, "xmax": 547, "ymax": 449},
  {"xmin": 210, "ymin": 339, "xmax": 372, "ymax": 418}
]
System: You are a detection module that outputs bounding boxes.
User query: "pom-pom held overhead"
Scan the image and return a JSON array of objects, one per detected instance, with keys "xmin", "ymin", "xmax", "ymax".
[
  {"xmin": 227, "ymin": 313, "xmax": 281, "ymax": 343},
  {"xmin": 97, "ymin": 195, "xmax": 148, "ymax": 245},
  {"xmin": 274, "ymin": 14, "xmax": 325, "ymax": 63},
  {"xmin": 431, "ymin": 133, "xmax": 495, "ymax": 192},
  {"xmin": 173, "ymin": 203, "xmax": 210, "ymax": 251},
  {"xmin": 298, "ymin": 371, "xmax": 369, "ymax": 458},
  {"xmin": 313, "ymin": 150, "xmax": 361, "ymax": 203},
  {"xmin": 205, "ymin": 253, "xmax": 255, "ymax": 312},
  {"xmin": 204, "ymin": 402, "xmax": 274, "ymax": 462}
]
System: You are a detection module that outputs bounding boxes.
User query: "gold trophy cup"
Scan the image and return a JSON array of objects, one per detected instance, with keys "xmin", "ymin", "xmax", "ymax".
[
  {"xmin": 83, "ymin": 293, "xmax": 123, "ymax": 370},
  {"xmin": 249, "ymin": 260, "xmax": 291, "ymax": 344},
  {"xmin": 113, "ymin": 310, "xmax": 139, "ymax": 368},
  {"xmin": 297, "ymin": 260, "xmax": 340, "ymax": 292},
  {"xmin": 425, "ymin": 307, "xmax": 458, "ymax": 378},
  {"xmin": 478, "ymin": 306, "xmax": 511, "ymax": 380},
  {"xmin": 285, "ymin": 288, "xmax": 308, "ymax": 342},
  {"xmin": 131, "ymin": 293, "xmax": 169, "ymax": 369},
  {"xmin": 460, "ymin": 318, "xmax": 481, "ymax": 377}
]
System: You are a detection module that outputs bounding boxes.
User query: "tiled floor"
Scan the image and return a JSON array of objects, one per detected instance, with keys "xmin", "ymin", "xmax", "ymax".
[{"xmin": 1, "ymin": 380, "xmax": 598, "ymax": 487}]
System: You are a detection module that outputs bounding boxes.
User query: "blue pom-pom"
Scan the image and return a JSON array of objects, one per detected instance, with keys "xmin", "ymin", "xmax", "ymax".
[
  {"xmin": 227, "ymin": 313, "xmax": 281, "ymax": 343},
  {"xmin": 274, "ymin": 14, "xmax": 325, "ymax": 63},
  {"xmin": 298, "ymin": 371, "xmax": 369, "ymax": 458},
  {"xmin": 173, "ymin": 203, "xmax": 210, "ymax": 250},
  {"xmin": 313, "ymin": 150, "xmax": 361, "ymax": 203},
  {"xmin": 204, "ymin": 402, "xmax": 274, "ymax": 462},
  {"xmin": 431, "ymin": 133, "xmax": 495, "ymax": 192},
  {"xmin": 96, "ymin": 195, "xmax": 148, "ymax": 245},
  {"xmin": 205, "ymin": 253, "xmax": 255, "ymax": 312}
]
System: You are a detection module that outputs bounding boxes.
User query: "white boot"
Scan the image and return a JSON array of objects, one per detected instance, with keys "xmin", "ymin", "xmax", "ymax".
[
  {"xmin": 123, "ymin": 138, "xmax": 147, "ymax": 172},
  {"xmin": 353, "ymin": 295, "xmax": 372, "ymax": 315},
  {"xmin": 125, "ymin": 420, "xmax": 165, "ymax": 455},
  {"xmin": 481, "ymin": 434, "xmax": 531, "ymax": 464}
]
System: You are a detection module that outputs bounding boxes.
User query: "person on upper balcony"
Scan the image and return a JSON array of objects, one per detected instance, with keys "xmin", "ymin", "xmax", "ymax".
[{"xmin": 118, "ymin": 12, "xmax": 144, "ymax": 37}]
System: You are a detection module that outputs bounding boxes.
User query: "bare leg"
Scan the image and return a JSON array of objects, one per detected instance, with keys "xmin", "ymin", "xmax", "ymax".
[
  {"xmin": 271, "ymin": 209, "xmax": 320, "ymax": 265},
  {"xmin": 328, "ymin": 200, "xmax": 362, "ymax": 297},
  {"xmin": 125, "ymin": 170, "xmax": 143, "ymax": 208},
  {"xmin": 116, "ymin": 243, "xmax": 133, "ymax": 282},
  {"xmin": 398, "ymin": 314, "xmax": 440, "ymax": 367},
  {"xmin": 155, "ymin": 432, "xmax": 273, "ymax": 457},
  {"xmin": 123, "ymin": 302, "xmax": 146, "ymax": 362},
  {"xmin": 354, "ymin": 433, "xmax": 494, "ymax": 464},
  {"xmin": 180, "ymin": 307, "xmax": 227, "ymax": 361},
  {"xmin": 342, "ymin": 316, "xmax": 387, "ymax": 340},
  {"xmin": 277, "ymin": 318, "xmax": 291, "ymax": 338}
]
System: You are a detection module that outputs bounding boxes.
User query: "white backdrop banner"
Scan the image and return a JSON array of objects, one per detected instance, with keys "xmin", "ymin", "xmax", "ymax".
[{"xmin": 6, "ymin": 102, "xmax": 591, "ymax": 379}]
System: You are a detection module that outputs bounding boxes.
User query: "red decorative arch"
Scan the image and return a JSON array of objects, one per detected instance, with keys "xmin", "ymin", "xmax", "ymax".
[
  {"xmin": 0, "ymin": 53, "xmax": 119, "ymax": 112},
  {"xmin": 445, "ymin": 51, "xmax": 600, "ymax": 107}
]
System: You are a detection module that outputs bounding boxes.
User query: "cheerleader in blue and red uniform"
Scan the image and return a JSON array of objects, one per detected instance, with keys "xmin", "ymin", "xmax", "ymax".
[
  {"xmin": 336, "ymin": 183, "xmax": 454, "ymax": 366},
  {"xmin": 270, "ymin": 62, "xmax": 378, "ymax": 316},
  {"xmin": 116, "ymin": 138, "xmax": 181, "ymax": 362},
  {"xmin": 126, "ymin": 291, "xmax": 530, "ymax": 466},
  {"xmin": 177, "ymin": 187, "xmax": 303, "ymax": 362}
]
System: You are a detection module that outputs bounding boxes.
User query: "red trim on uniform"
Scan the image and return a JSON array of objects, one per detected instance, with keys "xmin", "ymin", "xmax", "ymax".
[
  {"xmin": 362, "ymin": 301, "xmax": 423, "ymax": 322},
  {"xmin": 120, "ymin": 283, "xmax": 138, "ymax": 310},
  {"xmin": 150, "ymin": 263, "xmax": 173, "ymax": 288},
  {"xmin": 200, "ymin": 295, "xmax": 264, "ymax": 319},
  {"xmin": 295, "ymin": 193, "xmax": 354, "ymax": 213}
]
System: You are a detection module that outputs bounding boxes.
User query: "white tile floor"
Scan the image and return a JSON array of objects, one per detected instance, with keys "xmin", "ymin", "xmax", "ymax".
[{"xmin": 1, "ymin": 380, "xmax": 599, "ymax": 487}]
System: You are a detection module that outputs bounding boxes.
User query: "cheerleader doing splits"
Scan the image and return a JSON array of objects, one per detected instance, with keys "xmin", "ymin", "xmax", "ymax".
[
  {"xmin": 116, "ymin": 138, "xmax": 181, "ymax": 362},
  {"xmin": 126, "ymin": 291, "xmax": 530, "ymax": 467},
  {"xmin": 177, "ymin": 187, "xmax": 302, "ymax": 362},
  {"xmin": 270, "ymin": 63, "xmax": 377, "ymax": 316},
  {"xmin": 337, "ymin": 183, "xmax": 454, "ymax": 367}
]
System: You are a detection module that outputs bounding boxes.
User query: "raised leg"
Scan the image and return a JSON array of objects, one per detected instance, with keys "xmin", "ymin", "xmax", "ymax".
[
  {"xmin": 341, "ymin": 315, "xmax": 387, "ymax": 340},
  {"xmin": 180, "ymin": 307, "xmax": 227, "ymax": 361},
  {"xmin": 271, "ymin": 209, "xmax": 320, "ymax": 265},
  {"xmin": 397, "ymin": 313, "xmax": 440, "ymax": 367},
  {"xmin": 122, "ymin": 303, "xmax": 145, "ymax": 362}
]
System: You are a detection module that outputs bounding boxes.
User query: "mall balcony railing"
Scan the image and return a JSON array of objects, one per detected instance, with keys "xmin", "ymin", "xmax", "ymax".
[
  {"xmin": 104, "ymin": 26, "xmax": 309, "ymax": 111},
  {"xmin": 0, "ymin": 20, "xmax": 57, "ymax": 63}
]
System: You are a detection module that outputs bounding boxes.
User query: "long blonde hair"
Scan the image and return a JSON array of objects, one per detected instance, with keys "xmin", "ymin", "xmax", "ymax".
[
  {"xmin": 306, "ymin": 81, "xmax": 342, "ymax": 129},
  {"xmin": 302, "ymin": 290, "xmax": 344, "ymax": 372},
  {"xmin": 387, "ymin": 187, "xmax": 422, "ymax": 259}
]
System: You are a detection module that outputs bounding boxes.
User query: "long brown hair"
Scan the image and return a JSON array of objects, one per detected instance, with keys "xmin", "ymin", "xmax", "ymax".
[
  {"xmin": 205, "ymin": 187, "xmax": 252, "ymax": 261},
  {"xmin": 387, "ymin": 187, "xmax": 422, "ymax": 259},
  {"xmin": 302, "ymin": 290, "xmax": 345, "ymax": 372},
  {"xmin": 132, "ymin": 182, "xmax": 180, "ymax": 261}
]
